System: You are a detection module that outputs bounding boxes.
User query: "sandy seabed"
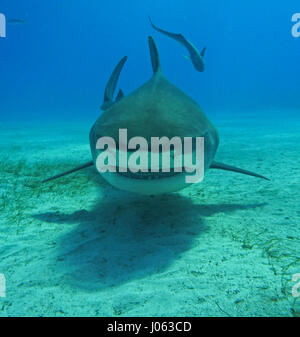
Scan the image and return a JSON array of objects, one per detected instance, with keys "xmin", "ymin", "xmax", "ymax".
[{"xmin": 0, "ymin": 112, "xmax": 299, "ymax": 317}]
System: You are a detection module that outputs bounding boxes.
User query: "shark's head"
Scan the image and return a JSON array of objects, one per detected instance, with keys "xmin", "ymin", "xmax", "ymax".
[{"xmin": 89, "ymin": 37, "xmax": 219, "ymax": 195}]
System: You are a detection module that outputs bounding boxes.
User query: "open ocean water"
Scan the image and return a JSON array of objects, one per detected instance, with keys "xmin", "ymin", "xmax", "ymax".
[{"xmin": 0, "ymin": 0, "xmax": 300, "ymax": 317}]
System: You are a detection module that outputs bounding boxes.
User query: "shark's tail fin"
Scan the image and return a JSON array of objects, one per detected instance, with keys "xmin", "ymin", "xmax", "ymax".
[
  {"xmin": 101, "ymin": 56, "xmax": 127, "ymax": 110},
  {"xmin": 148, "ymin": 36, "xmax": 161, "ymax": 75},
  {"xmin": 210, "ymin": 161, "xmax": 270, "ymax": 181},
  {"xmin": 42, "ymin": 161, "xmax": 94, "ymax": 183}
]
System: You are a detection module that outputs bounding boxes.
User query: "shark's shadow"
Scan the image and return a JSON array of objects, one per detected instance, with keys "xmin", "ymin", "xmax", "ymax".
[{"xmin": 34, "ymin": 190, "xmax": 266, "ymax": 291}]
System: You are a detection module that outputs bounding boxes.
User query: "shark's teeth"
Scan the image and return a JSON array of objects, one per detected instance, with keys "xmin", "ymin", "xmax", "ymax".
[{"xmin": 117, "ymin": 169, "xmax": 182, "ymax": 180}]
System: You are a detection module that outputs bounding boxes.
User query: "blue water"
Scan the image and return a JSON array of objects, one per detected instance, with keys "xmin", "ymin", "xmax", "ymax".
[
  {"xmin": 1, "ymin": 0, "xmax": 300, "ymax": 121},
  {"xmin": 0, "ymin": 0, "xmax": 300, "ymax": 317}
]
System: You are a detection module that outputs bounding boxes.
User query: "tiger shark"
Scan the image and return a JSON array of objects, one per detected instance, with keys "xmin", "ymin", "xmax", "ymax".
[{"xmin": 42, "ymin": 36, "xmax": 269, "ymax": 195}]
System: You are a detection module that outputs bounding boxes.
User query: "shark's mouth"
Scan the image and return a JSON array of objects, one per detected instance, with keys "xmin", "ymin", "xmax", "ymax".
[
  {"xmin": 117, "ymin": 168, "xmax": 183, "ymax": 180},
  {"xmin": 96, "ymin": 145, "xmax": 202, "ymax": 182}
]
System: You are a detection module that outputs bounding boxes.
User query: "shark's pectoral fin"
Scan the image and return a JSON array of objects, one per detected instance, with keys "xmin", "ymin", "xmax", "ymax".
[
  {"xmin": 42, "ymin": 161, "xmax": 94, "ymax": 183},
  {"xmin": 210, "ymin": 161, "xmax": 270, "ymax": 181}
]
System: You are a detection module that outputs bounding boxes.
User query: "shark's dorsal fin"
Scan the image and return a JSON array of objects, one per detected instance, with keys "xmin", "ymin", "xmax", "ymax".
[
  {"xmin": 101, "ymin": 56, "xmax": 127, "ymax": 110},
  {"xmin": 210, "ymin": 161, "xmax": 270, "ymax": 181},
  {"xmin": 148, "ymin": 36, "xmax": 161, "ymax": 75},
  {"xmin": 115, "ymin": 89, "xmax": 124, "ymax": 102}
]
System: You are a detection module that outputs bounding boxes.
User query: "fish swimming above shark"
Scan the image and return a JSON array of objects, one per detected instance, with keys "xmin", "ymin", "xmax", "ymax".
[
  {"xmin": 149, "ymin": 17, "xmax": 206, "ymax": 72},
  {"xmin": 7, "ymin": 18, "xmax": 27, "ymax": 25},
  {"xmin": 42, "ymin": 36, "xmax": 269, "ymax": 195}
]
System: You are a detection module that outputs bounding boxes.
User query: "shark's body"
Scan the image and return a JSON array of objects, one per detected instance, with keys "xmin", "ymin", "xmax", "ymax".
[
  {"xmin": 89, "ymin": 38, "xmax": 218, "ymax": 194},
  {"xmin": 42, "ymin": 36, "xmax": 269, "ymax": 194}
]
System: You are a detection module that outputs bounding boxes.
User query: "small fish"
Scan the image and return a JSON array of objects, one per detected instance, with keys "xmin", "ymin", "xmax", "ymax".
[
  {"xmin": 7, "ymin": 18, "xmax": 27, "ymax": 25},
  {"xmin": 149, "ymin": 17, "xmax": 206, "ymax": 72}
]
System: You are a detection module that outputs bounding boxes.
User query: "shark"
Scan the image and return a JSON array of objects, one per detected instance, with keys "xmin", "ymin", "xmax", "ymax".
[
  {"xmin": 149, "ymin": 17, "xmax": 206, "ymax": 72},
  {"xmin": 42, "ymin": 36, "xmax": 269, "ymax": 195}
]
